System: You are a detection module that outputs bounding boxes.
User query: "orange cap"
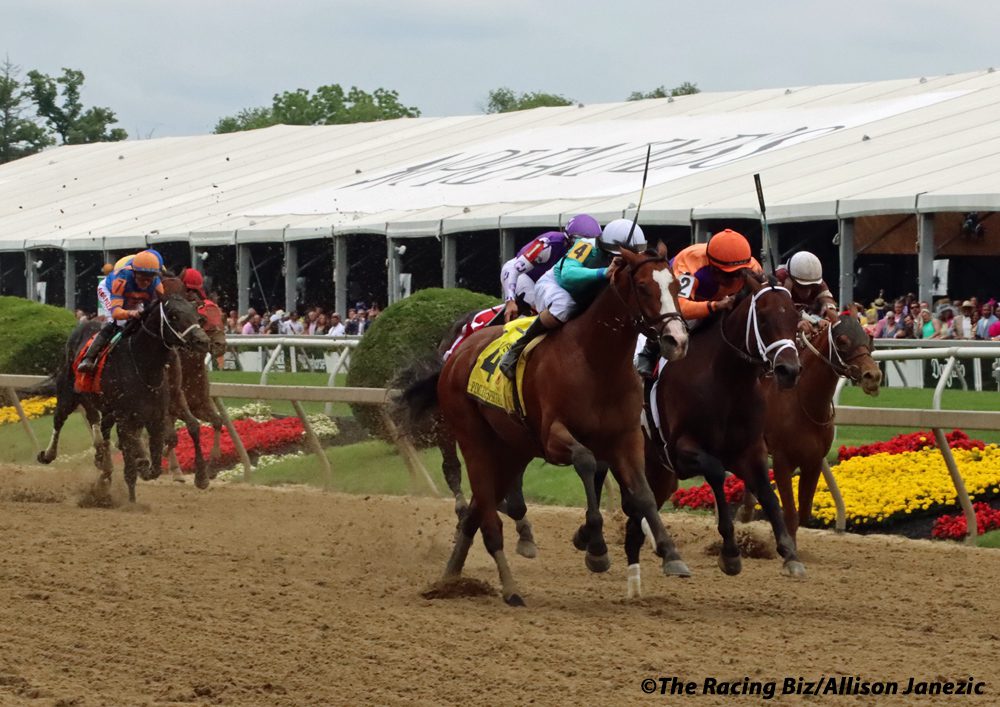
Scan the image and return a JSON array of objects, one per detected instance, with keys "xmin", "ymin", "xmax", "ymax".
[{"xmin": 706, "ymin": 229, "xmax": 752, "ymax": 272}]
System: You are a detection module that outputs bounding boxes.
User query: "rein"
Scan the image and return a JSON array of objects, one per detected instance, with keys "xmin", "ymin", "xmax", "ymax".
[
  {"xmin": 719, "ymin": 285, "xmax": 797, "ymax": 370},
  {"xmin": 610, "ymin": 254, "xmax": 687, "ymax": 339},
  {"xmin": 140, "ymin": 301, "xmax": 200, "ymax": 350},
  {"xmin": 798, "ymin": 320, "xmax": 871, "ymax": 381}
]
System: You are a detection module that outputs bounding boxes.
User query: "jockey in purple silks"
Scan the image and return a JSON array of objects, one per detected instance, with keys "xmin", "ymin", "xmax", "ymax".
[{"xmin": 499, "ymin": 214, "xmax": 602, "ymax": 323}]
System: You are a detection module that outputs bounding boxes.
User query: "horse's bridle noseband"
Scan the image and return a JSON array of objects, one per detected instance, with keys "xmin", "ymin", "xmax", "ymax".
[
  {"xmin": 721, "ymin": 285, "xmax": 798, "ymax": 371},
  {"xmin": 141, "ymin": 301, "xmax": 201, "ymax": 349},
  {"xmin": 611, "ymin": 253, "xmax": 687, "ymax": 339},
  {"xmin": 799, "ymin": 319, "xmax": 872, "ymax": 381}
]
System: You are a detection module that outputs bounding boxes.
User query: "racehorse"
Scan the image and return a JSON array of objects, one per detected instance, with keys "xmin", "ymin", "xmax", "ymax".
[
  {"xmin": 163, "ymin": 294, "xmax": 228, "ymax": 488},
  {"xmin": 754, "ymin": 314, "xmax": 882, "ymax": 539},
  {"xmin": 622, "ymin": 273, "xmax": 803, "ymax": 597},
  {"xmin": 402, "ymin": 244, "xmax": 689, "ymax": 605},
  {"xmin": 37, "ymin": 292, "xmax": 210, "ymax": 502}
]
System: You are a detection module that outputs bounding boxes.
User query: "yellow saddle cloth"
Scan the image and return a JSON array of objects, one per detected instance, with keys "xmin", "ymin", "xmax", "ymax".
[{"xmin": 466, "ymin": 316, "xmax": 545, "ymax": 414}]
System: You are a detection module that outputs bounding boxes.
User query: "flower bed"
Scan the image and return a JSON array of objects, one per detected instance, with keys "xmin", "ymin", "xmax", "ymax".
[
  {"xmin": 931, "ymin": 503, "xmax": 1000, "ymax": 540},
  {"xmin": 170, "ymin": 417, "xmax": 305, "ymax": 473},
  {"xmin": 838, "ymin": 429, "xmax": 983, "ymax": 461},
  {"xmin": 0, "ymin": 396, "xmax": 56, "ymax": 425},
  {"xmin": 669, "ymin": 429, "xmax": 1000, "ymax": 539}
]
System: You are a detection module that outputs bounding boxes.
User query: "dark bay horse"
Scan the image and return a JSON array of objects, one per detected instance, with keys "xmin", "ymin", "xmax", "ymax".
[
  {"xmin": 403, "ymin": 245, "xmax": 689, "ymax": 605},
  {"xmin": 756, "ymin": 314, "xmax": 882, "ymax": 539},
  {"xmin": 38, "ymin": 295, "xmax": 210, "ymax": 502},
  {"xmin": 164, "ymin": 299, "xmax": 228, "ymax": 488},
  {"xmin": 625, "ymin": 274, "xmax": 802, "ymax": 597}
]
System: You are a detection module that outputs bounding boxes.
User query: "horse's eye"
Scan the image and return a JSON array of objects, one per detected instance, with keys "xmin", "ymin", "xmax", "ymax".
[{"xmin": 636, "ymin": 283, "xmax": 650, "ymax": 295}]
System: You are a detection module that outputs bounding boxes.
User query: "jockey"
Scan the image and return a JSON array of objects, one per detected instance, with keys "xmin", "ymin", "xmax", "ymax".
[
  {"xmin": 180, "ymin": 267, "xmax": 208, "ymax": 304},
  {"xmin": 635, "ymin": 229, "xmax": 763, "ymax": 377},
  {"xmin": 79, "ymin": 249, "xmax": 165, "ymax": 373},
  {"xmin": 775, "ymin": 251, "xmax": 839, "ymax": 326},
  {"xmin": 499, "ymin": 214, "xmax": 603, "ymax": 323},
  {"xmin": 498, "ymin": 218, "xmax": 641, "ymax": 380}
]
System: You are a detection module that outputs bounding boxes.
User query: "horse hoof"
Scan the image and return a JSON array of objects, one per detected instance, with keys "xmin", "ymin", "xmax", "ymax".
[
  {"xmin": 195, "ymin": 474, "xmax": 210, "ymax": 490},
  {"xmin": 718, "ymin": 553, "xmax": 742, "ymax": 576},
  {"xmin": 36, "ymin": 451, "xmax": 51, "ymax": 465},
  {"xmin": 663, "ymin": 560, "xmax": 692, "ymax": 578},
  {"xmin": 572, "ymin": 526, "xmax": 589, "ymax": 552},
  {"xmin": 516, "ymin": 540, "xmax": 538, "ymax": 559},
  {"xmin": 782, "ymin": 560, "xmax": 807, "ymax": 578},
  {"xmin": 504, "ymin": 593, "xmax": 526, "ymax": 607},
  {"xmin": 585, "ymin": 553, "xmax": 611, "ymax": 573}
]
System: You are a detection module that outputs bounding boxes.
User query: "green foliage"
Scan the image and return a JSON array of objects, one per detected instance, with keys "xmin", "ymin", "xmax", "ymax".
[
  {"xmin": 627, "ymin": 81, "xmax": 701, "ymax": 101},
  {"xmin": 213, "ymin": 84, "xmax": 421, "ymax": 133},
  {"xmin": 0, "ymin": 58, "xmax": 53, "ymax": 163},
  {"xmin": 485, "ymin": 87, "xmax": 574, "ymax": 113},
  {"xmin": 0, "ymin": 296, "xmax": 77, "ymax": 375},
  {"xmin": 26, "ymin": 67, "xmax": 127, "ymax": 144},
  {"xmin": 345, "ymin": 288, "xmax": 497, "ymax": 437}
]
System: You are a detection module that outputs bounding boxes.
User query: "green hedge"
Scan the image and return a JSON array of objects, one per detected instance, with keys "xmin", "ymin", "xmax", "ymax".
[
  {"xmin": 0, "ymin": 296, "xmax": 78, "ymax": 375},
  {"xmin": 346, "ymin": 287, "xmax": 498, "ymax": 437}
]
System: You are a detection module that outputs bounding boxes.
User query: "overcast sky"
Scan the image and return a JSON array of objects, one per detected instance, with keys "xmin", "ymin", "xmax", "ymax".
[{"xmin": 3, "ymin": 0, "xmax": 998, "ymax": 139}]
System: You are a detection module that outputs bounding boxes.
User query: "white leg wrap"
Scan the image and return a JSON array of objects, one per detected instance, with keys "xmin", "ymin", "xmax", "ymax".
[
  {"xmin": 627, "ymin": 563, "xmax": 642, "ymax": 599},
  {"xmin": 640, "ymin": 517, "xmax": 655, "ymax": 549}
]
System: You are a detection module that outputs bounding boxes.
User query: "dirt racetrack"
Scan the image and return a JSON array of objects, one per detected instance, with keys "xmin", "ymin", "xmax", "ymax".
[{"xmin": 0, "ymin": 465, "xmax": 998, "ymax": 706}]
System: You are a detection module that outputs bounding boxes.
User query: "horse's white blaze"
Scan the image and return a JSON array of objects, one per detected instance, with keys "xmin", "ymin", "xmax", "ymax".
[{"xmin": 651, "ymin": 269, "xmax": 678, "ymax": 316}]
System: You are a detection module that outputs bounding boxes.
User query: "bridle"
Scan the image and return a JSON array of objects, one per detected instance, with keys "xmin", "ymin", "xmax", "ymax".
[
  {"xmin": 141, "ymin": 301, "xmax": 201, "ymax": 349},
  {"xmin": 610, "ymin": 253, "xmax": 687, "ymax": 339},
  {"xmin": 798, "ymin": 318, "xmax": 871, "ymax": 382},
  {"xmin": 720, "ymin": 284, "xmax": 798, "ymax": 371}
]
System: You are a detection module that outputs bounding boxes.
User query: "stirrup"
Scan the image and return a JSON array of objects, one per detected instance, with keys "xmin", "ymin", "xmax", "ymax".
[{"xmin": 78, "ymin": 358, "xmax": 98, "ymax": 374}]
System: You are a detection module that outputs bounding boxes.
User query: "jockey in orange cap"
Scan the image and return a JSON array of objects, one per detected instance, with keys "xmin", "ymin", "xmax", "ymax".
[
  {"xmin": 79, "ymin": 249, "xmax": 165, "ymax": 373},
  {"xmin": 635, "ymin": 229, "xmax": 763, "ymax": 377}
]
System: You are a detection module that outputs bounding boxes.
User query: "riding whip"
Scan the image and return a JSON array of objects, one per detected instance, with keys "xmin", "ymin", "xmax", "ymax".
[
  {"xmin": 625, "ymin": 144, "xmax": 652, "ymax": 249},
  {"xmin": 754, "ymin": 173, "xmax": 778, "ymax": 276}
]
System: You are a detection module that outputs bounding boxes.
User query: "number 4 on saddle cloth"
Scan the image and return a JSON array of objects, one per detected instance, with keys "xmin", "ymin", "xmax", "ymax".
[
  {"xmin": 466, "ymin": 316, "xmax": 546, "ymax": 416},
  {"xmin": 72, "ymin": 331, "xmax": 120, "ymax": 394}
]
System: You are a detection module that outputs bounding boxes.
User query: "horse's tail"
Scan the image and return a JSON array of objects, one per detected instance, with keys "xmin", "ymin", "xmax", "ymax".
[{"xmin": 391, "ymin": 358, "xmax": 442, "ymax": 442}]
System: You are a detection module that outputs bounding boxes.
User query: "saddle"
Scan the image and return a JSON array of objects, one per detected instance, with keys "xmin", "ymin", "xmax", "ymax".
[
  {"xmin": 72, "ymin": 334, "xmax": 114, "ymax": 394},
  {"xmin": 466, "ymin": 317, "xmax": 545, "ymax": 416}
]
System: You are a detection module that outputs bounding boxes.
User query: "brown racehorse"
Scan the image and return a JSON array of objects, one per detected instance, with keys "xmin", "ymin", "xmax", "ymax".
[
  {"xmin": 162, "ymin": 298, "xmax": 227, "ymax": 488},
  {"xmin": 625, "ymin": 274, "xmax": 803, "ymax": 597},
  {"xmin": 402, "ymin": 245, "xmax": 689, "ymax": 605},
  {"xmin": 755, "ymin": 314, "xmax": 882, "ymax": 540}
]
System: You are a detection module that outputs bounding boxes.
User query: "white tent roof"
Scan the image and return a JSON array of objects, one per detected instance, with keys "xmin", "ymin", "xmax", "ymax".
[{"xmin": 2, "ymin": 69, "xmax": 999, "ymax": 251}]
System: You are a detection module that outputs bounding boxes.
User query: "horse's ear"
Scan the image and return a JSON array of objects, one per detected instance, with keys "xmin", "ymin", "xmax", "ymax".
[{"xmin": 656, "ymin": 240, "xmax": 669, "ymax": 258}]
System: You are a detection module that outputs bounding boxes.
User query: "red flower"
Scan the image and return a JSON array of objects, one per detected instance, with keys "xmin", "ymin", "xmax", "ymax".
[
  {"xmin": 167, "ymin": 417, "xmax": 305, "ymax": 473},
  {"xmin": 931, "ymin": 503, "xmax": 1000, "ymax": 540},
  {"xmin": 838, "ymin": 429, "xmax": 984, "ymax": 461}
]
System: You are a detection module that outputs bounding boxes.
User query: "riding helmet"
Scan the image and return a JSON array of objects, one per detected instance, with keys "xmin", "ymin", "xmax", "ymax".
[
  {"xmin": 706, "ymin": 229, "xmax": 752, "ymax": 272},
  {"xmin": 787, "ymin": 251, "xmax": 823, "ymax": 285},
  {"xmin": 564, "ymin": 214, "xmax": 602, "ymax": 239},
  {"xmin": 598, "ymin": 218, "xmax": 646, "ymax": 254}
]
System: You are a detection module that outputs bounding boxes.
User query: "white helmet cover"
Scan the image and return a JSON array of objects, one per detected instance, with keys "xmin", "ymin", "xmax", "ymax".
[
  {"xmin": 599, "ymin": 218, "xmax": 646, "ymax": 254},
  {"xmin": 788, "ymin": 251, "xmax": 823, "ymax": 285}
]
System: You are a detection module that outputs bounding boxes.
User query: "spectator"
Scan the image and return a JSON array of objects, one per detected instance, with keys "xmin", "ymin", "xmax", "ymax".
[
  {"xmin": 241, "ymin": 314, "xmax": 261, "ymax": 335},
  {"xmin": 875, "ymin": 311, "xmax": 905, "ymax": 339},
  {"xmin": 934, "ymin": 308, "xmax": 957, "ymax": 339},
  {"xmin": 958, "ymin": 300, "xmax": 976, "ymax": 339},
  {"xmin": 344, "ymin": 308, "xmax": 360, "ymax": 335},
  {"xmin": 288, "ymin": 312, "xmax": 305, "ymax": 335},
  {"xmin": 306, "ymin": 309, "xmax": 321, "ymax": 335},
  {"xmin": 326, "ymin": 313, "xmax": 346, "ymax": 336},
  {"xmin": 897, "ymin": 315, "xmax": 915, "ymax": 339},
  {"xmin": 313, "ymin": 313, "xmax": 329, "ymax": 335},
  {"xmin": 356, "ymin": 309, "xmax": 371, "ymax": 334},
  {"xmin": 975, "ymin": 303, "xmax": 997, "ymax": 339},
  {"xmin": 226, "ymin": 310, "xmax": 240, "ymax": 334},
  {"xmin": 917, "ymin": 308, "xmax": 940, "ymax": 339},
  {"xmin": 266, "ymin": 313, "xmax": 282, "ymax": 335}
]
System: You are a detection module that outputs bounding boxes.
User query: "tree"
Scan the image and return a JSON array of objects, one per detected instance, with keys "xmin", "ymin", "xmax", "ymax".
[
  {"xmin": 26, "ymin": 68, "xmax": 127, "ymax": 144},
  {"xmin": 0, "ymin": 58, "xmax": 52, "ymax": 164},
  {"xmin": 484, "ymin": 87, "xmax": 574, "ymax": 113},
  {"xmin": 627, "ymin": 81, "xmax": 701, "ymax": 101},
  {"xmin": 213, "ymin": 84, "xmax": 421, "ymax": 133}
]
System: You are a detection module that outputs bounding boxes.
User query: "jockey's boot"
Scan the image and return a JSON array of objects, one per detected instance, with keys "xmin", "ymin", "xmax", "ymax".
[
  {"xmin": 635, "ymin": 337, "xmax": 661, "ymax": 379},
  {"xmin": 77, "ymin": 322, "xmax": 116, "ymax": 374},
  {"xmin": 499, "ymin": 318, "xmax": 547, "ymax": 380}
]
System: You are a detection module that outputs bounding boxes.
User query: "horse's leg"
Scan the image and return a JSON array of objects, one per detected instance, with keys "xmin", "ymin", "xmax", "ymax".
[
  {"xmin": 606, "ymin": 431, "xmax": 689, "ymax": 579},
  {"xmin": 678, "ymin": 439, "xmax": 739, "ymax": 575},
  {"xmin": 795, "ymin": 459, "xmax": 824, "ymax": 542},
  {"xmin": 732, "ymin": 443, "xmax": 805, "ymax": 578},
  {"xmin": 501, "ymin": 471, "xmax": 536, "ymax": 559},
  {"xmin": 118, "ymin": 423, "xmax": 142, "ymax": 503},
  {"xmin": 437, "ymin": 422, "xmax": 467, "ymax": 524},
  {"xmin": 772, "ymin": 452, "xmax": 800, "ymax": 541},
  {"xmin": 481, "ymin": 453, "xmax": 527, "ymax": 606},
  {"xmin": 569, "ymin": 445, "xmax": 611, "ymax": 573},
  {"xmin": 189, "ymin": 397, "xmax": 223, "ymax": 473},
  {"xmin": 183, "ymin": 411, "xmax": 207, "ymax": 488},
  {"xmin": 90, "ymin": 405, "xmax": 114, "ymax": 481},
  {"xmin": 146, "ymin": 417, "xmax": 166, "ymax": 484},
  {"xmin": 37, "ymin": 384, "xmax": 76, "ymax": 464}
]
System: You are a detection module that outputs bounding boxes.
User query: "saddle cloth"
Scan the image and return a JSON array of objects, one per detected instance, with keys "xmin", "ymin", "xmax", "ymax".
[
  {"xmin": 72, "ymin": 334, "xmax": 112, "ymax": 394},
  {"xmin": 466, "ymin": 316, "xmax": 545, "ymax": 415}
]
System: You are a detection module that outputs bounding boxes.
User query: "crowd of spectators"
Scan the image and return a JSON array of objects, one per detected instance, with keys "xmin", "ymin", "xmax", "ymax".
[
  {"xmin": 224, "ymin": 303, "xmax": 382, "ymax": 337},
  {"xmin": 849, "ymin": 292, "xmax": 1000, "ymax": 341}
]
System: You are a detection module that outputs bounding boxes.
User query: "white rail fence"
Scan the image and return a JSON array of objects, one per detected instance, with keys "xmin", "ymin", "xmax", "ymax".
[{"xmin": 0, "ymin": 374, "xmax": 439, "ymax": 498}]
